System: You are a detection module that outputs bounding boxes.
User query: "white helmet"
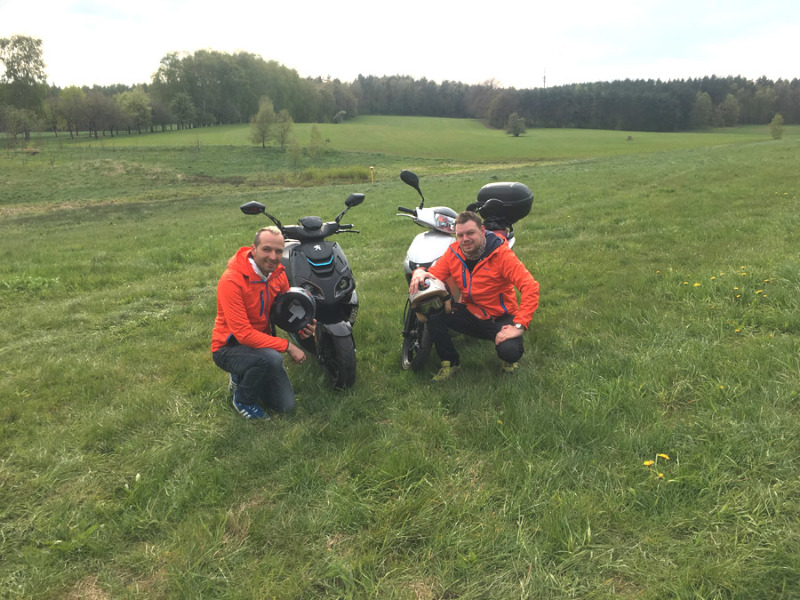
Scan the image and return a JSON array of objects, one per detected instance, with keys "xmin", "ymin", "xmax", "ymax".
[{"xmin": 410, "ymin": 277, "xmax": 452, "ymax": 322}]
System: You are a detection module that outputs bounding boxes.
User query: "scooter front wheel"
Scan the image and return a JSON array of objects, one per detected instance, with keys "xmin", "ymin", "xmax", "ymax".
[
  {"xmin": 401, "ymin": 307, "xmax": 432, "ymax": 371},
  {"xmin": 318, "ymin": 331, "xmax": 356, "ymax": 389}
]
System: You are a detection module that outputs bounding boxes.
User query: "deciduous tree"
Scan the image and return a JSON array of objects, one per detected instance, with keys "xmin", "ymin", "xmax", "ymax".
[
  {"xmin": 170, "ymin": 92, "xmax": 195, "ymax": 130},
  {"xmin": 116, "ymin": 87, "xmax": 152, "ymax": 133},
  {"xmin": 690, "ymin": 91, "xmax": 713, "ymax": 129},
  {"xmin": 85, "ymin": 90, "xmax": 120, "ymax": 137},
  {"xmin": 0, "ymin": 105, "xmax": 38, "ymax": 148},
  {"xmin": 250, "ymin": 96, "xmax": 276, "ymax": 148},
  {"xmin": 58, "ymin": 86, "xmax": 87, "ymax": 137},
  {"xmin": 307, "ymin": 123, "xmax": 324, "ymax": 159},
  {"xmin": 718, "ymin": 93, "xmax": 740, "ymax": 126},
  {"xmin": 273, "ymin": 109, "xmax": 294, "ymax": 151},
  {"xmin": 0, "ymin": 35, "xmax": 47, "ymax": 114},
  {"xmin": 506, "ymin": 112, "xmax": 526, "ymax": 137},
  {"xmin": 769, "ymin": 113, "xmax": 784, "ymax": 139}
]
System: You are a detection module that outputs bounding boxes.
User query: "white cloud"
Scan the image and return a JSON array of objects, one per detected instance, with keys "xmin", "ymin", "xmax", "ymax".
[{"xmin": 2, "ymin": 0, "xmax": 798, "ymax": 89}]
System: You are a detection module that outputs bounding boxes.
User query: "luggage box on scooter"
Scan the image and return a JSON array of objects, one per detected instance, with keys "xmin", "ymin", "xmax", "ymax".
[{"xmin": 474, "ymin": 182, "xmax": 533, "ymax": 224}]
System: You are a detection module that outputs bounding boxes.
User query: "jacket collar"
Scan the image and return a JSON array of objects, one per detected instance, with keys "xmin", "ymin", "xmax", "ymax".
[{"xmin": 229, "ymin": 246, "xmax": 285, "ymax": 280}]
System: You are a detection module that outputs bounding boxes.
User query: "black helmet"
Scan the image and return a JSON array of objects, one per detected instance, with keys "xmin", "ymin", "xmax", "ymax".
[{"xmin": 270, "ymin": 287, "xmax": 316, "ymax": 333}]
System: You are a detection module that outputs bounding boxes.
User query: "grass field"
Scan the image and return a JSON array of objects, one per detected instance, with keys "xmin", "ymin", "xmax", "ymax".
[{"xmin": 2, "ymin": 118, "xmax": 799, "ymax": 598}]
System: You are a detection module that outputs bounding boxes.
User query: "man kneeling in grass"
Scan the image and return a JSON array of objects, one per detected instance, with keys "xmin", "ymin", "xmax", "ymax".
[
  {"xmin": 409, "ymin": 211, "xmax": 539, "ymax": 382},
  {"xmin": 211, "ymin": 226, "xmax": 315, "ymax": 420}
]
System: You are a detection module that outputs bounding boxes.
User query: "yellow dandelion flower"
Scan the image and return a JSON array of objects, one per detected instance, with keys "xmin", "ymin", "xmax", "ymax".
[
  {"xmin": 741, "ymin": 272, "xmax": 747, "ymax": 276},
  {"xmin": 740, "ymin": 266, "xmax": 746, "ymax": 269},
  {"xmin": 657, "ymin": 453, "xmax": 670, "ymax": 460},
  {"xmin": 657, "ymin": 472, "xmax": 665, "ymax": 479},
  {"xmin": 736, "ymin": 295, "xmax": 741, "ymax": 298},
  {"xmin": 734, "ymin": 287, "xmax": 739, "ymax": 290},
  {"xmin": 694, "ymin": 283, "xmax": 701, "ymax": 287},
  {"xmin": 497, "ymin": 419, "xmax": 503, "ymax": 425},
  {"xmin": 756, "ymin": 289, "xmax": 763, "ymax": 294},
  {"xmin": 643, "ymin": 460, "xmax": 654, "ymax": 467},
  {"xmin": 683, "ymin": 281, "xmax": 688, "ymax": 285},
  {"xmin": 710, "ymin": 276, "xmax": 716, "ymax": 280},
  {"xmin": 735, "ymin": 328, "xmax": 740, "ymax": 333}
]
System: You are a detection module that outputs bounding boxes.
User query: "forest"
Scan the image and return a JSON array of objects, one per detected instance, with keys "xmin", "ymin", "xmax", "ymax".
[{"xmin": 1, "ymin": 34, "xmax": 799, "ymax": 142}]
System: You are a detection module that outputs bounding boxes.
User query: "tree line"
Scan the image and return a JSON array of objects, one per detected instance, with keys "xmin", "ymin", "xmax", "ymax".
[{"xmin": 1, "ymin": 34, "xmax": 798, "ymax": 146}]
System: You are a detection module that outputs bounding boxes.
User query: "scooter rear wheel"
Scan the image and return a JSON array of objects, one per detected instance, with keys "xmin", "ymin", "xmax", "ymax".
[
  {"xmin": 401, "ymin": 306, "xmax": 432, "ymax": 371},
  {"xmin": 319, "ymin": 331, "xmax": 356, "ymax": 389}
]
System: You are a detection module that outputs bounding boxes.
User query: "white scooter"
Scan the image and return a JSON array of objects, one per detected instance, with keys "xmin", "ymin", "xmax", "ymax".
[
  {"xmin": 396, "ymin": 170, "xmax": 532, "ymax": 371},
  {"xmin": 396, "ymin": 170, "xmax": 458, "ymax": 369}
]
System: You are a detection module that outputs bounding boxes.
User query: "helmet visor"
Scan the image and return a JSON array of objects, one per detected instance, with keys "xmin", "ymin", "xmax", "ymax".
[{"xmin": 416, "ymin": 296, "xmax": 444, "ymax": 315}]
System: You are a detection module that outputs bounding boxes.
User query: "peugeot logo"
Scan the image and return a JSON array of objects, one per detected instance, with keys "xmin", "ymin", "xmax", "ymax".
[{"xmin": 314, "ymin": 244, "xmax": 322, "ymax": 251}]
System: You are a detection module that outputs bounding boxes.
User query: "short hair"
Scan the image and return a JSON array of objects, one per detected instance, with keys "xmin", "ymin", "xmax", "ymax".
[
  {"xmin": 254, "ymin": 226, "xmax": 283, "ymax": 246},
  {"xmin": 455, "ymin": 211, "xmax": 483, "ymax": 228}
]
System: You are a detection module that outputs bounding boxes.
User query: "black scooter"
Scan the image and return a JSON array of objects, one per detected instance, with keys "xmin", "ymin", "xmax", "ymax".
[{"xmin": 240, "ymin": 193, "xmax": 365, "ymax": 389}]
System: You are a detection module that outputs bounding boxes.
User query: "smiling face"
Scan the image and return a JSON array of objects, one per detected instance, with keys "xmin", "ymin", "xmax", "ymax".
[
  {"xmin": 251, "ymin": 229, "xmax": 285, "ymax": 275},
  {"xmin": 455, "ymin": 219, "xmax": 486, "ymax": 259}
]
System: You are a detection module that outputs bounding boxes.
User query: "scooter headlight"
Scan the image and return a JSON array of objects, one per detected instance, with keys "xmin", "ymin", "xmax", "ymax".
[
  {"xmin": 434, "ymin": 212, "xmax": 456, "ymax": 234},
  {"xmin": 300, "ymin": 281, "xmax": 323, "ymax": 300}
]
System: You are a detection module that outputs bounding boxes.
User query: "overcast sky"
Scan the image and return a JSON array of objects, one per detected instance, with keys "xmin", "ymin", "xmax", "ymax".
[{"xmin": 2, "ymin": 0, "xmax": 798, "ymax": 89}]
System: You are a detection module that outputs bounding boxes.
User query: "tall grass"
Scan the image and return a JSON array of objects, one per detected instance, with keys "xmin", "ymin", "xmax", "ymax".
[{"xmin": 1, "ymin": 120, "xmax": 799, "ymax": 598}]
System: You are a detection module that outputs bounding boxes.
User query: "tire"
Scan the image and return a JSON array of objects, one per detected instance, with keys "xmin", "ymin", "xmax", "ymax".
[
  {"xmin": 318, "ymin": 331, "xmax": 356, "ymax": 389},
  {"xmin": 401, "ymin": 305, "xmax": 432, "ymax": 371}
]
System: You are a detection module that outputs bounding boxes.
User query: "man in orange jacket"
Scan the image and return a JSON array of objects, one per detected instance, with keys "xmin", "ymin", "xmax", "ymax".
[
  {"xmin": 409, "ymin": 211, "xmax": 539, "ymax": 381},
  {"xmin": 211, "ymin": 226, "xmax": 315, "ymax": 419}
]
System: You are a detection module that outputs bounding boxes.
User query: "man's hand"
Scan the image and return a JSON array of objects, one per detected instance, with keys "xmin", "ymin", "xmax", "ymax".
[
  {"xmin": 495, "ymin": 324, "xmax": 524, "ymax": 345},
  {"xmin": 288, "ymin": 320, "xmax": 316, "ymax": 364},
  {"xmin": 297, "ymin": 319, "xmax": 317, "ymax": 340},
  {"xmin": 409, "ymin": 268, "xmax": 428, "ymax": 294},
  {"xmin": 286, "ymin": 343, "xmax": 306, "ymax": 364}
]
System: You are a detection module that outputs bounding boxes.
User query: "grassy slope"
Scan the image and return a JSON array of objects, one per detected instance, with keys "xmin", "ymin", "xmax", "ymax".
[
  {"xmin": 1, "ymin": 119, "xmax": 799, "ymax": 599},
  {"xmin": 41, "ymin": 115, "xmax": 775, "ymax": 160}
]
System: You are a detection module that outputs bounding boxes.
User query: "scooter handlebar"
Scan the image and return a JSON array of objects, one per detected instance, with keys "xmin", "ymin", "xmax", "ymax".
[{"xmin": 397, "ymin": 206, "xmax": 416, "ymax": 215}]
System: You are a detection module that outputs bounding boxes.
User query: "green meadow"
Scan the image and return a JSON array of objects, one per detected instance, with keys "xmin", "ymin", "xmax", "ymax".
[{"xmin": 1, "ymin": 117, "xmax": 799, "ymax": 598}]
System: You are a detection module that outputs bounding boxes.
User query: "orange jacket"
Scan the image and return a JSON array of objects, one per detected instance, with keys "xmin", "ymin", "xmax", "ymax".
[
  {"xmin": 211, "ymin": 246, "xmax": 290, "ymax": 353},
  {"xmin": 427, "ymin": 233, "xmax": 539, "ymax": 328}
]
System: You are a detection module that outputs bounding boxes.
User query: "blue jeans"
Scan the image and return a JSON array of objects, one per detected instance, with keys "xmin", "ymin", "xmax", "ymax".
[{"xmin": 212, "ymin": 345, "xmax": 296, "ymax": 413}]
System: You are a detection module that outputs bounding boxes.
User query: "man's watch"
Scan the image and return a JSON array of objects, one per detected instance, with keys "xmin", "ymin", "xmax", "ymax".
[{"xmin": 514, "ymin": 323, "xmax": 524, "ymax": 330}]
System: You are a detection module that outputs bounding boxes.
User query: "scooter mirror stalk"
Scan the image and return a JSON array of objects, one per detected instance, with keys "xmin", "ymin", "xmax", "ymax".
[
  {"xmin": 239, "ymin": 201, "xmax": 282, "ymax": 230},
  {"xmin": 336, "ymin": 193, "xmax": 366, "ymax": 223}
]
